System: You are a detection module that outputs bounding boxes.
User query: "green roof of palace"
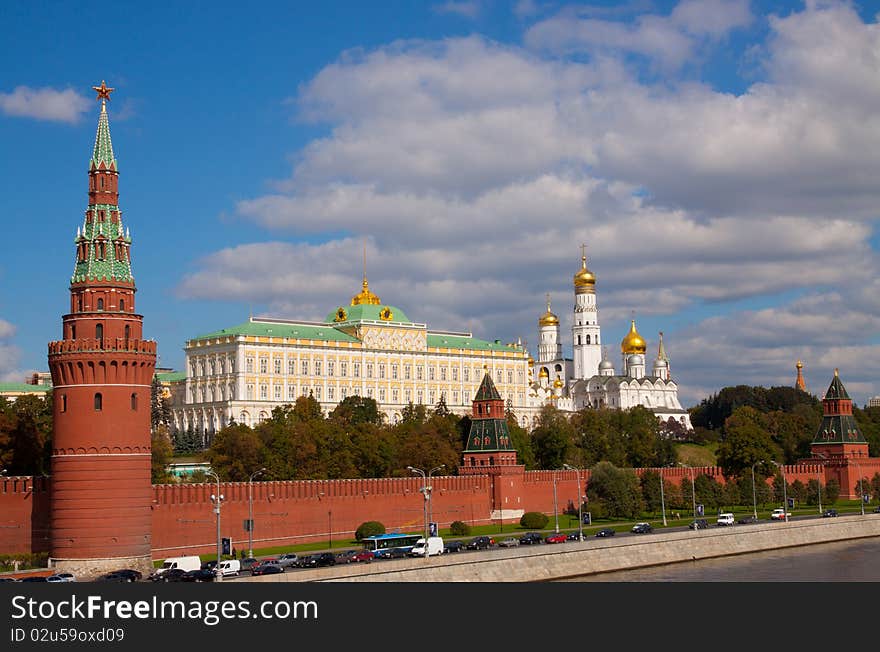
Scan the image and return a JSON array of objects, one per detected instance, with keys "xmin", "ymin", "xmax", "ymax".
[
  {"xmin": 324, "ymin": 304, "xmax": 412, "ymax": 324},
  {"xmin": 192, "ymin": 320, "xmax": 359, "ymax": 343},
  {"xmin": 156, "ymin": 371, "xmax": 187, "ymax": 383},
  {"xmin": 0, "ymin": 383, "xmax": 51, "ymax": 394},
  {"xmin": 427, "ymin": 333, "xmax": 522, "ymax": 352}
]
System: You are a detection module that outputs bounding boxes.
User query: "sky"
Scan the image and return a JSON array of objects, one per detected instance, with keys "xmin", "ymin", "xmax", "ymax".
[{"xmin": 1, "ymin": 0, "xmax": 879, "ymax": 409}]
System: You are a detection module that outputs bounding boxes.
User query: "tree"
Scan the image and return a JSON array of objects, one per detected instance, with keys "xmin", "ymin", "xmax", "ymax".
[
  {"xmin": 206, "ymin": 423, "xmax": 264, "ymax": 481},
  {"xmin": 640, "ymin": 470, "xmax": 663, "ymax": 513},
  {"xmin": 532, "ymin": 404, "xmax": 572, "ymax": 470},
  {"xmin": 150, "ymin": 376, "xmax": 163, "ymax": 433},
  {"xmin": 433, "ymin": 393, "xmax": 451, "ymax": 418},
  {"xmin": 329, "ymin": 395, "xmax": 383, "ymax": 427},
  {"xmin": 824, "ymin": 477, "xmax": 841, "ymax": 504},
  {"xmin": 586, "ymin": 461, "xmax": 644, "ymax": 519},
  {"xmin": 716, "ymin": 406, "xmax": 781, "ymax": 478},
  {"xmin": 151, "ymin": 425, "xmax": 174, "ymax": 483},
  {"xmin": 2, "ymin": 394, "xmax": 53, "ymax": 475}
]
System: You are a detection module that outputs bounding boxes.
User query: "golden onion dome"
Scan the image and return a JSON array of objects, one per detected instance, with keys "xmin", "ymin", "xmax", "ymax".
[
  {"xmin": 573, "ymin": 253, "xmax": 596, "ymax": 292},
  {"xmin": 621, "ymin": 319, "xmax": 647, "ymax": 355},
  {"xmin": 351, "ymin": 276, "xmax": 381, "ymax": 306},
  {"xmin": 538, "ymin": 367, "xmax": 549, "ymax": 378},
  {"xmin": 538, "ymin": 294, "xmax": 559, "ymax": 327},
  {"xmin": 553, "ymin": 377, "xmax": 564, "ymax": 388}
]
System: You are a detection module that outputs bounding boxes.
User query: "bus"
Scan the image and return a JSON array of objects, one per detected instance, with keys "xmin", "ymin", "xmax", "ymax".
[{"xmin": 361, "ymin": 533, "xmax": 422, "ymax": 558}]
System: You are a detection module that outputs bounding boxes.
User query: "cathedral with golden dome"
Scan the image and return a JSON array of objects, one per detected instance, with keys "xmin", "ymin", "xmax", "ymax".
[{"xmin": 529, "ymin": 250, "xmax": 692, "ymax": 432}]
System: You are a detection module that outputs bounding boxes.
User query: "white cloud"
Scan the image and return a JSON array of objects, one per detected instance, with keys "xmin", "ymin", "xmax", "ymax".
[
  {"xmin": 0, "ymin": 319, "xmax": 23, "ymax": 383},
  {"xmin": 432, "ymin": 1, "xmax": 482, "ymax": 19},
  {"xmin": 0, "ymin": 86, "xmax": 91, "ymax": 123}
]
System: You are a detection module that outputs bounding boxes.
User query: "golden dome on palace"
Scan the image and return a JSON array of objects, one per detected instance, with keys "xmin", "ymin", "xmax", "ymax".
[
  {"xmin": 538, "ymin": 367, "xmax": 549, "ymax": 378},
  {"xmin": 351, "ymin": 277, "xmax": 381, "ymax": 306},
  {"xmin": 621, "ymin": 319, "xmax": 647, "ymax": 355},
  {"xmin": 553, "ymin": 377, "xmax": 564, "ymax": 388},
  {"xmin": 573, "ymin": 254, "xmax": 596, "ymax": 292}
]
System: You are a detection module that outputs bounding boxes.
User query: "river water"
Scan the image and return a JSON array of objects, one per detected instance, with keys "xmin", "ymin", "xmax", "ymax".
[{"xmin": 558, "ymin": 536, "xmax": 880, "ymax": 581}]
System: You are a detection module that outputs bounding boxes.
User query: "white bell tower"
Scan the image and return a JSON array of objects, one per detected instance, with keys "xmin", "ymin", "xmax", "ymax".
[{"xmin": 571, "ymin": 245, "xmax": 602, "ymax": 380}]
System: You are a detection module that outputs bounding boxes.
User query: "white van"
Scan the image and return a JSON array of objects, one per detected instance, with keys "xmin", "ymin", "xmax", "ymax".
[
  {"xmin": 409, "ymin": 536, "xmax": 444, "ymax": 557},
  {"xmin": 217, "ymin": 559, "xmax": 240, "ymax": 576},
  {"xmin": 716, "ymin": 513, "xmax": 735, "ymax": 526},
  {"xmin": 154, "ymin": 555, "xmax": 201, "ymax": 576}
]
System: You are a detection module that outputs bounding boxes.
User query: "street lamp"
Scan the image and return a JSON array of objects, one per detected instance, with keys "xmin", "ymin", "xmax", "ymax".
[
  {"xmin": 408, "ymin": 464, "xmax": 444, "ymax": 559},
  {"xmin": 678, "ymin": 463, "xmax": 697, "ymax": 533},
  {"xmin": 247, "ymin": 467, "xmax": 266, "ymax": 558},
  {"xmin": 562, "ymin": 464, "xmax": 583, "ymax": 541},
  {"xmin": 854, "ymin": 457, "xmax": 865, "ymax": 516},
  {"xmin": 660, "ymin": 471, "xmax": 667, "ymax": 527},
  {"xmin": 206, "ymin": 469, "xmax": 224, "ymax": 580},
  {"xmin": 751, "ymin": 460, "xmax": 765, "ymax": 520},
  {"xmin": 771, "ymin": 461, "xmax": 789, "ymax": 522},
  {"xmin": 552, "ymin": 471, "xmax": 559, "ymax": 533}
]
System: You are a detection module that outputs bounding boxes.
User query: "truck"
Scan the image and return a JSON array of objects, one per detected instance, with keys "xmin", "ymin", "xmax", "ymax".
[
  {"xmin": 409, "ymin": 536, "xmax": 444, "ymax": 557},
  {"xmin": 153, "ymin": 555, "xmax": 201, "ymax": 577},
  {"xmin": 716, "ymin": 513, "xmax": 735, "ymax": 526},
  {"xmin": 770, "ymin": 508, "xmax": 791, "ymax": 520}
]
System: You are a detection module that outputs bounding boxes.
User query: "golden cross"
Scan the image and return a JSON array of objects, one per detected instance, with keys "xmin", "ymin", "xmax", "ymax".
[
  {"xmin": 92, "ymin": 80, "xmax": 114, "ymax": 102},
  {"xmin": 545, "ymin": 293, "xmax": 551, "ymax": 311},
  {"xmin": 580, "ymin": 243, "xmax": 586, "ymax": 260}
]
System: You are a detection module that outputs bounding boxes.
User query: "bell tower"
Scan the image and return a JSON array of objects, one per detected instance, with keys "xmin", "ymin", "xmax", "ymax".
[{"xmin": 47, "ymin": 82, "xmax": 157, "ymax": 575}]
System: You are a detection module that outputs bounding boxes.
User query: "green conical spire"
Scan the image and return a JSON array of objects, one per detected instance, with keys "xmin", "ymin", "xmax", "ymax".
[{"xmin": 90, "ymin": 101, "xmax": 116, "ymax": 169}]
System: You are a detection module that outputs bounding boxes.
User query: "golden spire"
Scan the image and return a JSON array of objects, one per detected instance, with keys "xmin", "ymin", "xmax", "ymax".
[
  {"xmin": 538, "ymin": 293, "xmax": 559, "ymax": 326},
  {"xmin": 795, "ymin": 360, "xmax": 806, "ymax": 392},
  {"xmin": 92, "ymin": 80, "xmax": 115, "ymax": 104},
  {"xmin": 573, "ymin": 244, "xmax": 596, "ymax": 292},
  {"xmin": 351, "ymin": 241, "xmax": 381, "ymax": 305}
]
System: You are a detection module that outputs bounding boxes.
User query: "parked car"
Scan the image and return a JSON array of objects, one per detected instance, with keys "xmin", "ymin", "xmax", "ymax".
[
  {"xmin": 335, "ymin": 550, "xmax": 360, "ymax": 564},
  {"xmin": 152, "ymin": 568, "xmax": 188, "ymax": 582},
  {"xmin": 822, "ymin": 509, "xmax": 839, "ymax": 518},
  {"xmin": 545, "ymin": 533, "xmax": 567, "ymax": 544},
  {"xmin": 20, "ymin": 576, "xmax": 48, "ymax": 582},
  {"xmin": 251, "ymin": 561, "xmax": 283, "ymax": 576},
  {"xmin": 566, "ymin": 532, "xmax": 584, "ymax": 541},
  {"xmin": 294, "ymin": 554, "xmax": 321, "ymax": 568},
  {"xmin": 443, "ymin": 540, "xmax": 465, "ymax": 553},
  {"xmin": 106, "ymin": 569, "xmax": 142, "ymax": 582},
  {"xmin": 770, "ymin": 508, "xmax": 792, "ymax": 521},
  {"xmin": 182, "ymin": 569, "xmax": 217, "ymax": 582},
  {"xmin": 385, "ymin": 547, "xmax": 410, "ymax": 559},
  {"xmin": 46, "ymin": 573, "xmax": 75, "ymax": 583},
  {"xmin": 497, "ymin": 537, "xmax": 520, "ymax": 548},
  {"xmin": 349, "ymin": 550, "xmax": 374, "ymax": 563},
  {"xmin": 466, "ymin": 536, "xmax": 495, "ymax": 550},
  {"xmin": 240, "ymin": 557, "xmax": 259, "ymax": 571},
  {"xmin": 98, "ymin": 572, "xmax": 135, "ymax": 583},
  {"xmin": 737, "ymin": 515, "xmax": 758, "ymax": 525},
  {"xmin": 595, "ymin": 528, "xmax": 616, "ymax": 538},
  {"xmin": 631, "ymin": 522, "xmax": 653, "ymax": 534},
  {"xmin": 518, "ymin": 532, "xmax": 544, "ymax": 545},
  {"xmin": 716, "ymin": 513, "xmax": 735, "ymax": 526},
  {"xmin": 689, "ymin": 518, "xmax": 709, "ymax": 530},
  {"xmin": 277, "ymin": 553, "xmax": 299, "ymax": 568},
  {"xmin": 200, "ymin": 560, "xmax": 217, "ymax": 571},
  {"xmin": 315, "ymin": 552, "xmax": 337, "ymax": 567}
]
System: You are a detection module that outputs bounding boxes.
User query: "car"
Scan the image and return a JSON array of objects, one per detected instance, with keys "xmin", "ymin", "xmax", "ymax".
[
  {"xmin": 689, "ymin": 518, "xmax": 709, "ymax": 530},
  {"xmin": 240, "ymin": 557, "xmax": 259, "ymax": 571},
  {"xmin": 631, "ymin": 522, "xmax": 653, "ymax": 534},
  {"xmin": 770, "ymin": 508, "xmax": 792, "ymax": 521},
  {"xmin": 497, "ymin": 537, "xmax": 520, "ymax": 548},
  {"xmin": 46, "ymin": 573, "xmax": 75, "ymax": 583},
  {"xmin": 315, "ymin": 552, "xmax": 337, "ymax": 567},
  {"xmin": 106, "ymin": 569, "xmax": 142, "ymax": 582},
  {"xmin": 595, "ymin": 528, "xmax": 616, "ymax": 538},
  {"xmin": 566, "ymin": 532, "xmax": 584, "ymax": 541},
  {"xmin": 385, "ymin": 547, "xmax": 410, "ymax": 559},
  {"xmin": 545, "ymin": 533, "xmax": 567, "ymax": 544},
  {"xmin": 97, "ymin": 572, "xmax": 134, "ymax": 583},
  {"xmin": 716, "ymin": 513, "xmax": 735, "ymax": 526},
  {"xmin": 182, "ymin": 569, "xmax": 216, "ymax": 582},
  {"xmin": 443, "ymin": 540, "xmax": 465, "ymax": 553},
  {"xmin": 335, "ymin": 550, "xmax": 360, "ymax": 564},
  {"xmin": 294, "ymin": 554, "xmax": 321, "ymax": 568},
  {"xmin": 349, "ymin": 550, "xmax": 374, "ymax": 563},
  {"xmin": 251, "ymin": 561, "xmax": 283, "ymax": 576},
  {"xmin": 19, "ymin": 576, "xmax": 48, "ymax": 582},
  {"xmin": 737, "ymin": 515, "xmax": 758, "ymax": 525},
  {"xmin": 277, "ymin": 553, "xmax": 299, "ymax": 568},
  {"xmin": 152, "ymin": 568, "xmax": 188, "ymax": 582},
  {"xmin": 822, "ymin": 509, "xmax": 839, "ymax": 518},
  {"xmin": 0, "ymin": 578, "xmax": 18, "ymax": 583},
  {"xmin": 466, "ymin": 536, "xmax": 495, "ymax": 550},
  {"xmin": 518, "ymin": 532, "xmax": 544, "ymax": 545},
  {"xmin": 200, "ymin": 560, "xmax": 217, "ymax": 571}
]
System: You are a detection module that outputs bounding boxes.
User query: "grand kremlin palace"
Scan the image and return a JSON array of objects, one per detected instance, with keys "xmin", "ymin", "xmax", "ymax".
[{"xmin": 169, "ymin": 275, "xmax": 533, "ymax": 436}]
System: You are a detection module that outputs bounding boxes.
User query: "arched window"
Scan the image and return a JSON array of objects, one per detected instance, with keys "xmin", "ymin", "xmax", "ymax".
[
  {"xmin": 97, "ymin": 298, "xmax": 104, "ymax": 310},
  {"xmin": 95, "ymin": 324, "xmax": 103, "ymax": 341},
  {"xmin": 119, "ymin": 299, "xmax": 125, "ymax": 312},
  {"xmin": 586, "ymin": 335, "xmax": 591, "ymax": 344},
  {"xmin": 130, "ymin": 393, "xmax": 138, "ymax": 410},
  {"xmin": 124, "ymin": 325, "xmax": 130, "ymax": 340},
  {"xmin": 61, "ymin": 394, "xmax": 67, "ymax": 413},
  {"xmin": 94, "ymin": 393, "xmax": 103, "ymax": 411}
]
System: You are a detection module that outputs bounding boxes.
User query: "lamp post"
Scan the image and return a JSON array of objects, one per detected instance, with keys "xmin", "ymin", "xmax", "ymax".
[
  {"xmin": 562, "ymin": 464, "xmax": 583, "ymax": 540},
  {"xmin": 678, "ymin": 463, "xmax": 697, "ymax": 533},
  {"xmin": 771, "ymin": 461, "xmax": 789, "ymax": 522},
  {"xmin": 247, "ymin": 467, "xmax": 266, "ymax": 558},
  {"xmin": 660, "ymin": 471, "xmax": 667, "ymax": 527},
  {"xmin": 206, "ymin": 470, "xmax": 224, "ymax": 581},
  {"xmin": 750, "ymin": 460, "xmax": 764, "ymax": 520},
  {"xmin": 428, "ymin": 464, "xmax": 445, "ymax": 533},
  {"xmin": 552, "ymin": 471, "xmax": 559, "ymax": 533},
  {"xmin": 408, "ymin": 465, "xmax": 444, "ymax": 559},
  {"xmin": 813, "ymin": 451, "xmax": 829, "ymax": 515}
]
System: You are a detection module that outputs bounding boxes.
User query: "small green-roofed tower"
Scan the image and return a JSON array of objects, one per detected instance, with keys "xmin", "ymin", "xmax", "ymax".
[
  {"xmin": 460, "ymin": 371, "xmax": 518, "ymax": 473},
  {"xmin": 812, "ymin": 369, "xmax": 867, "ymax": 452}
]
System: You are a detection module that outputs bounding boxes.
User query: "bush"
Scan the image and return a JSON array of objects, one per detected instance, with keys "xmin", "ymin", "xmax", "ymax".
[
  {"xmin": 355, "ymin": 521, "xmax": 385, "ymax": 541},
  {"xmin": 520, "ymin": 511, "xmax": 549, "ymax": 529},
  {"xmin": 449, "ymin": 520, "xmax": 471, "ymax": 536}
]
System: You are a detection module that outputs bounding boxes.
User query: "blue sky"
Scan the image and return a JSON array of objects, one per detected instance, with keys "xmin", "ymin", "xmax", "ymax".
[{"xmin": 2, "ymin": 0, "xmax": 879, "ymax": 408}]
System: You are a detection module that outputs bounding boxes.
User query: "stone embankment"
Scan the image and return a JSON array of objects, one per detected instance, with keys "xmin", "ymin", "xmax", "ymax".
[{"xmin": 245, "ymin": 514, "xmax": 880, "ymax": 582}]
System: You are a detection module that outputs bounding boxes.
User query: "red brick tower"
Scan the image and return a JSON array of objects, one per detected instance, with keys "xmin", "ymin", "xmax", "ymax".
[{"xmin": 47, "ymin": 82, "xmax": 157, "ymax": 575}]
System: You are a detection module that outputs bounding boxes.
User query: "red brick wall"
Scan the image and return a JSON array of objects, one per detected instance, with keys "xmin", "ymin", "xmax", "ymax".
[{"xmin": 0, "ymin": 477, "xmax": 51, "ymax": 555}]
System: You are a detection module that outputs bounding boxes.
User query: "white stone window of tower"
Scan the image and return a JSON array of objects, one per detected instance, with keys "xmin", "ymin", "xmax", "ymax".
[
  {"xmin": 259, "ymin": 358, "xmax": 268, "ymax": 374},
  {"xmin": 274, "ymin": 359, "xmax": 281, "ymax": 375}
]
